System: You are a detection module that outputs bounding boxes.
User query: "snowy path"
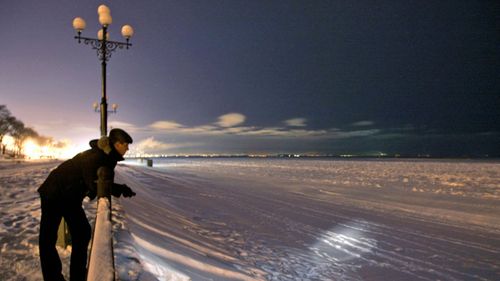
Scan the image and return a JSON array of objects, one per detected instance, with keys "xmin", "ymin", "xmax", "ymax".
[
  {"xmin": 0, "ymin": 160, "xmax": 156, "ymax": 281},
  {"xmin": 115, "ymin": 159, "xmax": 500, "ymax": 281},
  {"xmin": 0, "ymin": 160, "xmax": 63, "ymax": 280}
]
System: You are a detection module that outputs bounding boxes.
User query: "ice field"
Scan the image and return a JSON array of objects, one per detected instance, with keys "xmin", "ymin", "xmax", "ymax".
[{"xmin": 1, "ymin": 158, "xmax": 499, "ymax": 280}]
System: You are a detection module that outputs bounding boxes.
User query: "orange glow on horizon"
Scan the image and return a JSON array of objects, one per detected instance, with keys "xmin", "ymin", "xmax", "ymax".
[
  {"xmin": 32, "ymin": 138, "xmax": 83, "ymax": 160},
  {"xmin": 2, "ymin": 136, "xmax": 83, "ymax": 160}
]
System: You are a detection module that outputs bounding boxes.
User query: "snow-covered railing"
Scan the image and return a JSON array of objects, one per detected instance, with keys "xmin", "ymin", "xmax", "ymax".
[{"xmin": 87, "ymin": 167, "xmax": 115, "ymax": 281}]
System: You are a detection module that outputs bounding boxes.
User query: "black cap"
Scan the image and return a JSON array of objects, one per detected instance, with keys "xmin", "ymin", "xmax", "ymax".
[{"xmin": 109, "ymin": 128, "xmax": 133, "ymax": 144}]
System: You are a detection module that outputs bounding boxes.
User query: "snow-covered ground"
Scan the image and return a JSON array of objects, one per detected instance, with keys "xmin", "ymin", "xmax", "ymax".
[
  {"xmin": 0, "ymin": 159, "xmax": 155, "ymax": 281},
  {"xmin": 0, "ymin": 160, "xmax": 64, "ymax": 280},
  {"xmin": 1, "ymin": 158, "xmax": 499, "ymax": 280},
  {"xmin": 116, "ymin": 158, "xmax": 500, "ymax": 281}
]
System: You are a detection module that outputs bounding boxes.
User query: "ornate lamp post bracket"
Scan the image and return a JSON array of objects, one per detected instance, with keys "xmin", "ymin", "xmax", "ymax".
[
  {"xmin": 72, "ymin": 5, "xmax": 134, "ymax": 137},
  {"xmin": 74, "ymin": 33, "xmax": 132, "ymax": 61}
]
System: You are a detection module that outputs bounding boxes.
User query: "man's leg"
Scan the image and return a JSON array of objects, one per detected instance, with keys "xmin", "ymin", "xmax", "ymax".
[
  {"xmin": 63, "ymin": 203, "xmax": 91, "ymax": 281},
  {"xmin": 39, "ymin": 197, "xmax": 66, "ymax": 281}
]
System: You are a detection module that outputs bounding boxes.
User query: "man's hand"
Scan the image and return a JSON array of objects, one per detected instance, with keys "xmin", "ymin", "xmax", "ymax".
[
  {"xmin": 121, "ymin": 184, "xmax": 136, "ymax": 198},
  {"xmin": 112, "ymin": 184, "xmax": 136, "ymax": 198}
]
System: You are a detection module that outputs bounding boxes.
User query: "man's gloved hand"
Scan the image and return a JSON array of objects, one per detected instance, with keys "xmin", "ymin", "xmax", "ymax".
[
  {"xmin": 121, "ymin": 184, "xmax": 136, "ymax": 198},
  {"xmin": 112, "ymin": 184, "xmax": 136, "ymax": 198}
]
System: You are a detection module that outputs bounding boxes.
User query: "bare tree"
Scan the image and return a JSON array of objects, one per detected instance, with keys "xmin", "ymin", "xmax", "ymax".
[
  {"xmin": 9, "ymin": 120, "xmax": 38, "ymax": 157},
  {"xmin": 1, "ymin": 105, "xmax": 41, "ymax": 158},
  {"xmin": 0, "ymin": 105, "xmax": 15, "ymax": 155},
  {"xmin": 9, "ymin": 119, "xmax": 24, "ymax": 157}
]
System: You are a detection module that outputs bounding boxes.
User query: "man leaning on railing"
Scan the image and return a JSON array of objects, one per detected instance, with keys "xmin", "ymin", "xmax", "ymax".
[{"xmin": 37, "ymin": 128, "xmax": 136, "ymax": 281}]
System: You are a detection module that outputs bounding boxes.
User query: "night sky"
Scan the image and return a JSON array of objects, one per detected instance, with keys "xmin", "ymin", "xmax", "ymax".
[{"xmin": 1, "ymin": 1, "xmax": 499, "ymax": 157}]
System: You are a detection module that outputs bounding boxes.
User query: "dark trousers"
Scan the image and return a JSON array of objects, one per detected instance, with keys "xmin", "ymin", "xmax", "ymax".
[{"xmin": 39, "ymin": 196, "xmax": 91, "ymax": 281}]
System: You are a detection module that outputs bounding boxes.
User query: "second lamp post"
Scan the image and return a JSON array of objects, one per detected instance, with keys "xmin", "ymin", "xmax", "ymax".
[{"xmin": 73, "ymin": 4, "xmax": 134, "ymax": 137}]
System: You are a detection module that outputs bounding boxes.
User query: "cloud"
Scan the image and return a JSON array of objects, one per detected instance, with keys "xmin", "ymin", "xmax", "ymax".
[
  {"xmin": 146, "ymin": 115, "xmax": 379, "ymax": 140},
  {"xmin": 180, "ymin": 125, "xmax": 218, "ymax": 134},
  {"xmin": 352, "ymin": 120, "xmax": 374, "ymax": 127},
  {"xmin": 239, "ymin": 127, "xmax": 328, "ymax": 138},
  {"xmin": 333, "ymin": 129, "xmax": 380, "ymax": 138},
  {"xmin": 284, "ymin": 118, "xmax": 307, "ymax": 127},
  {"xmin": 150, "ymin": 121, "xmax": 183, "ymax": 130},
  {"xmin": 220, "ymin": 126, "xmax": 256, "ymax": 134},
  {"xmin": 236, "ymin": 128, "xmax": 379, "ymax": 139},
  {"xmin": 109, "ymin": 121, "xmax": 139, "ymax": 132},
  {"xmin": 238, "ymin": 127, "xmax": 285, "ymax": 136},
  {"xmin": 116, "ymin": 113, "xmax": 392, "ymax": 155},
  {"xmin": 136, "ymin": 137, "xmax": 174, "ymax": 150},
  {"xmin": 139, "ymin": 113, "xmax": 384, "ymax": 154},
  {"xmin": 216, "ymin": 113, "xmax": 246, "ymax": 127},
  {"xmin": 134, "ymin": 137, "xmax": 187, "ymax": 152},
  {"xmin": 134, "ymin": 136, "xmax": 201, "ymax": 153}
]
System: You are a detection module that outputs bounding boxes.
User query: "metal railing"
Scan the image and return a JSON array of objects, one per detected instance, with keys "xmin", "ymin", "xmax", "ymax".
[{"xmin": 86, "ymin": 166, "xmax": 115, "ymax": 281}]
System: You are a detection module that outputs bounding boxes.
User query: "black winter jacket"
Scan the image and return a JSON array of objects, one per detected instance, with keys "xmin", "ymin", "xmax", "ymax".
[{"xmin": 38, "ymin": 138, "xmax": 124, "ymax": 201}]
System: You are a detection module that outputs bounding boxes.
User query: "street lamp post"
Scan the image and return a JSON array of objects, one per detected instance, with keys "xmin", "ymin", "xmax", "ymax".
[
  {"xmin": 71, "ymin": 6, "xmax": 134, "ymax": 279},
  {"xmin": 73, "ymin": 4, "xmax": 134, "ymax": 137}
]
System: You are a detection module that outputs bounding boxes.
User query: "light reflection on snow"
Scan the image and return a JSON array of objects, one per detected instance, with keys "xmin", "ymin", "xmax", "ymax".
[
  {"xmin": 260, "ymin": 222, "xmax": 377, "ymax": 280},
  {"xmin": 310, "ymin": 221, "xmax": 376, "ymax": 263},
  {"xmin": 132, "ymin": 234, "xmax": 259, "ymax": 281},
  {"xmin": 138, "ymin": 251, "xmax": 191, "ymax": 281}
]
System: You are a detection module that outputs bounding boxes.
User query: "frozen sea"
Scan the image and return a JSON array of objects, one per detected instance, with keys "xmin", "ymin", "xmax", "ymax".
[
  {"xmin": 1, "ymin": 158, "xmax": 499, "ymax": 280},
  {"xmin": 116, "ymin": 158, "xmax": 500, "ymax": 281}
]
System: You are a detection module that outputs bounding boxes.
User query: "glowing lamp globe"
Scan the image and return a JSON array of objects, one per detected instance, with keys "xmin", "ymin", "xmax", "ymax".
[
  {"xmin": 97, "ymin": 29, "xmax": 110, "ymax": 40},
  {"xmin": 97, "ymin": 4, "xmax": 111, "ymax": 15},
  {"xmin": 99, "ymin": 13, "xmax": 113, "ymax": 26},
  {"xmin": 72, "ymin": 17, "xmax": 86, "ymax": 31},
  {"xmin": 121, "ymin": 25, "xmax": 134, "ymax": 39}
]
